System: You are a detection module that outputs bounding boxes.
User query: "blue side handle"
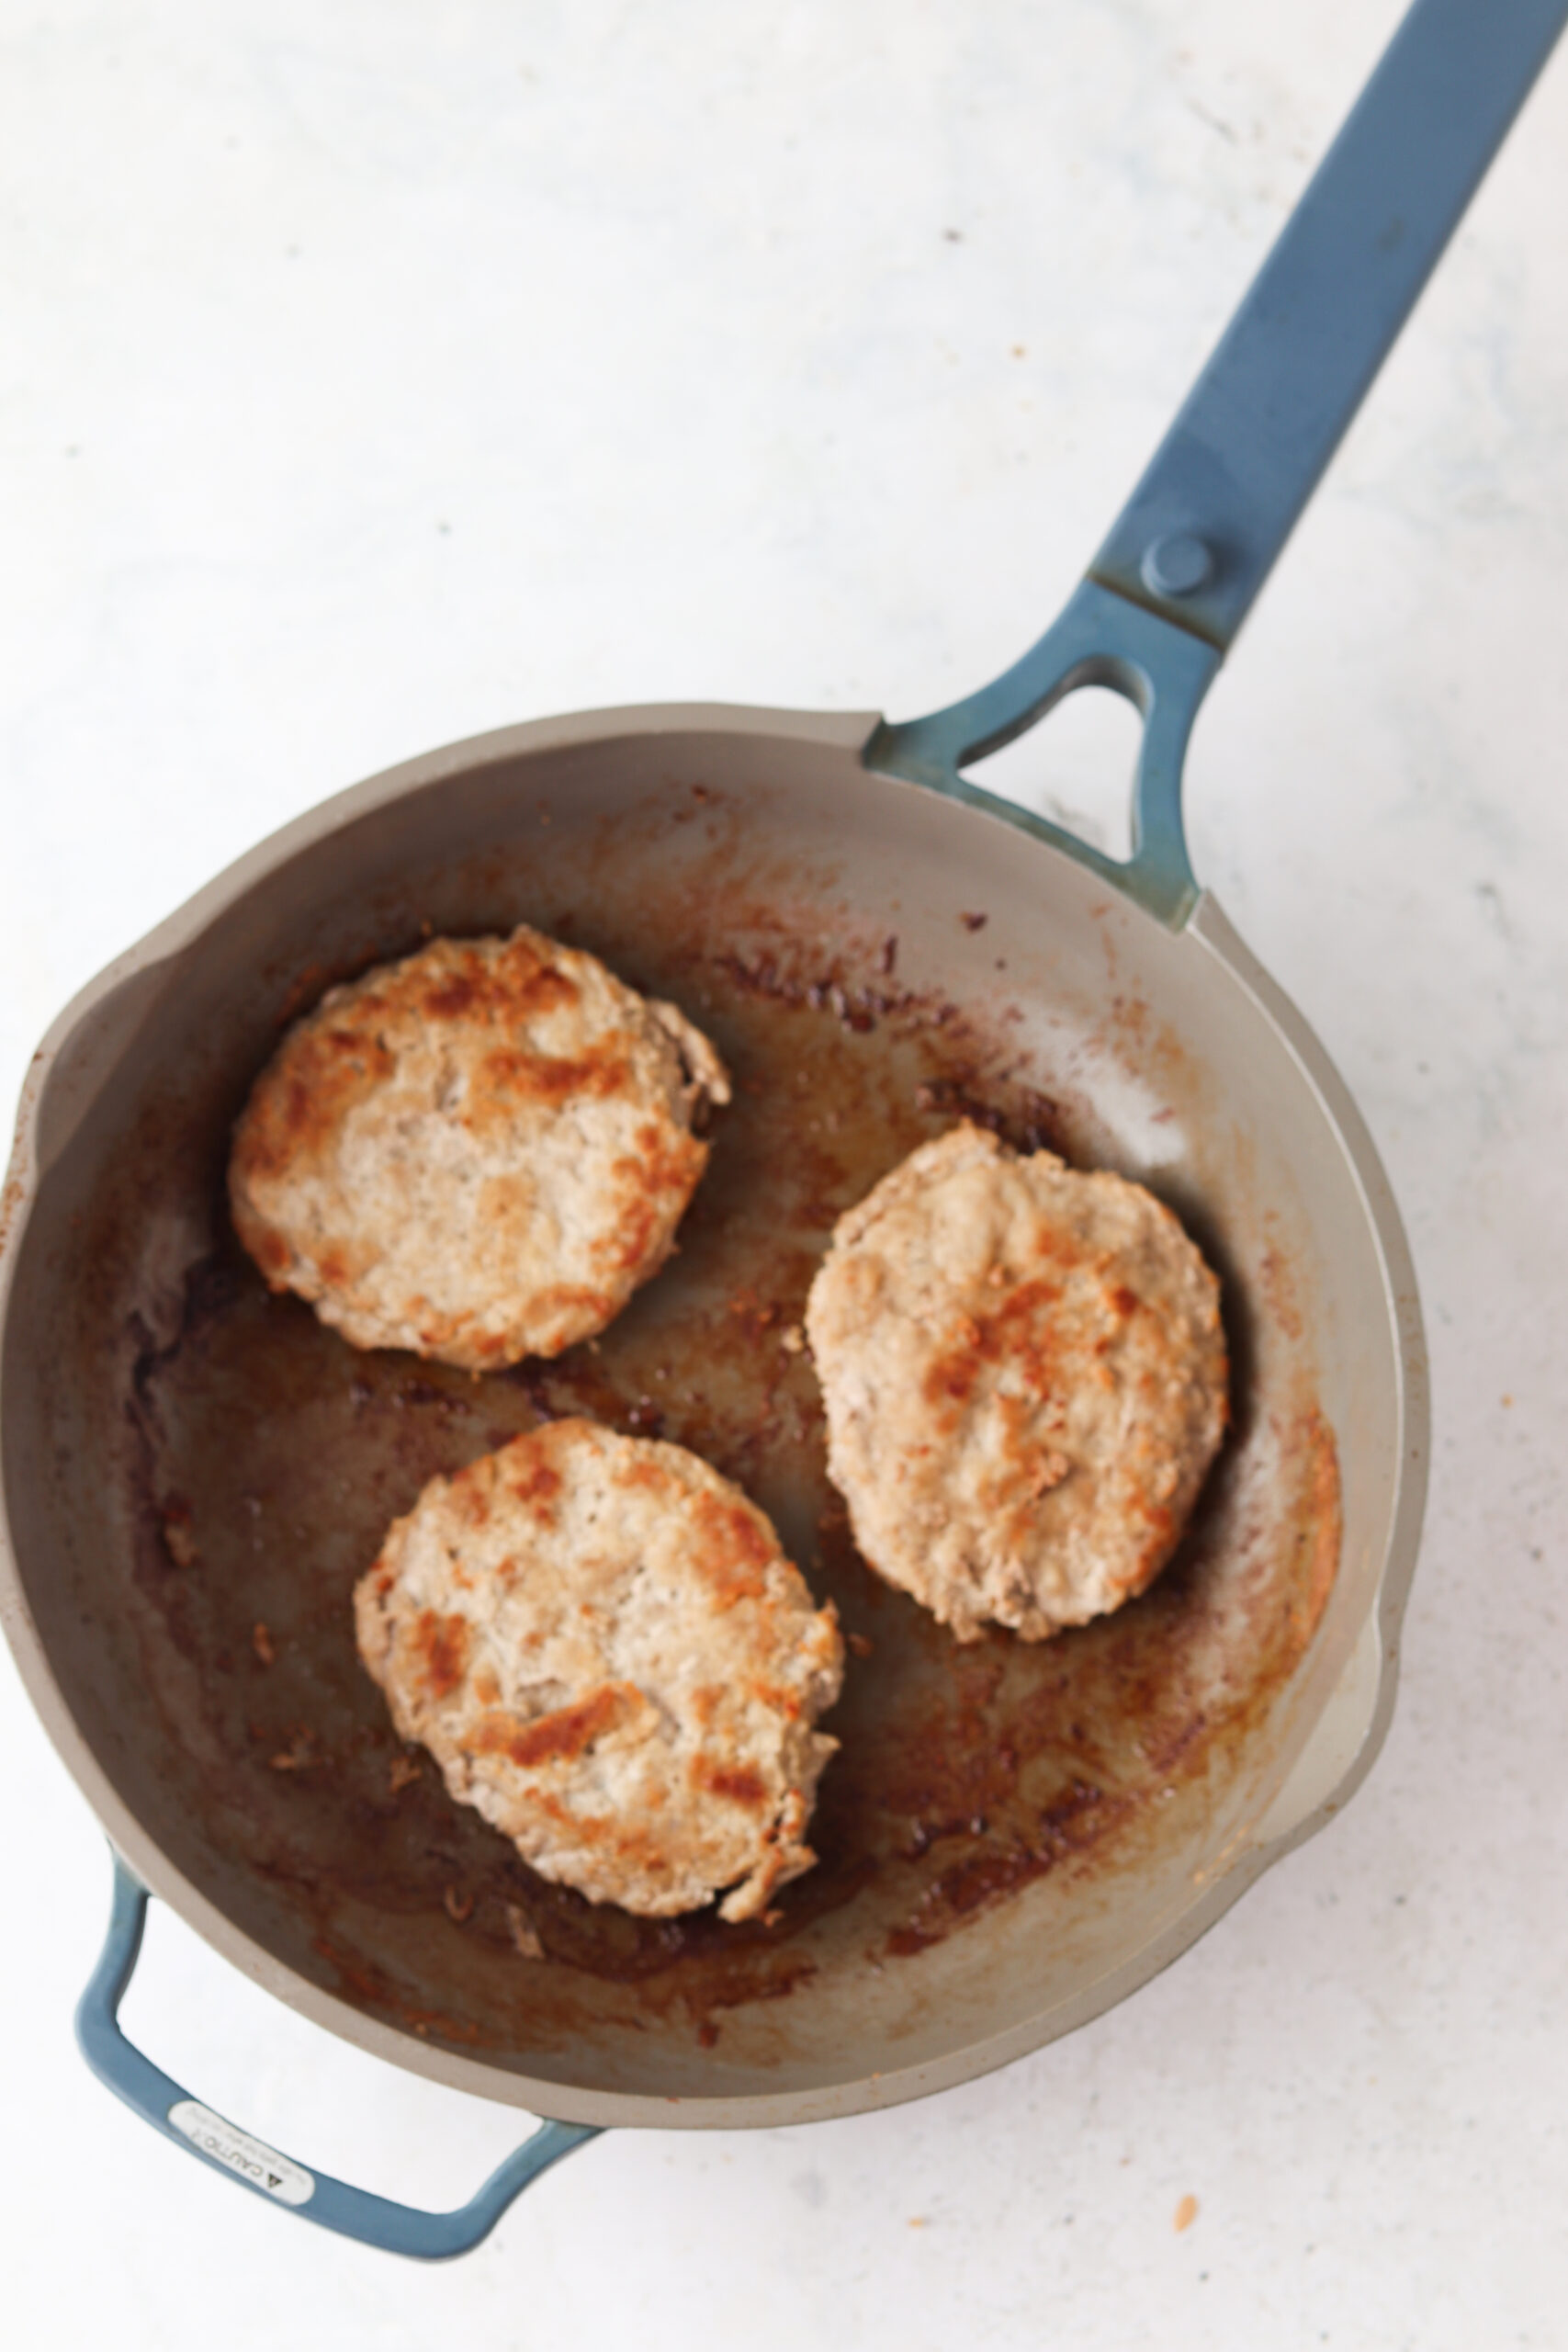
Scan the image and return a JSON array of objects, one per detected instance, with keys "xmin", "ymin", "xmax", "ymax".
[
  {"xmin": 76, "ymin": 1852, "xmax": 601, "ymax": 2261},
  {"xmin": 869, "ymin": 0, "xmax": 1568, "ymax": 923}
]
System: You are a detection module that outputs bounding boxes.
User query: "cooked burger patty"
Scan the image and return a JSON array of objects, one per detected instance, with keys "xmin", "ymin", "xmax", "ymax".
[
  {"xmin": 805, "ymin": 1123, "xmax": 1228, "ymax": 1643},
  {"xmin": 229, "ymin": 924, "xmax": 729, "ymax": 1369},
  {"xmin": 354, "ymin": 1420, "xmax": 844, "ymax": 1921}
]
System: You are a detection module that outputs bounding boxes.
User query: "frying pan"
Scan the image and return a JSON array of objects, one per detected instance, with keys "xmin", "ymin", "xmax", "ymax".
[{"xmin": 1, "ymin": 0, "xmax": 1560, "ymax": 2263}]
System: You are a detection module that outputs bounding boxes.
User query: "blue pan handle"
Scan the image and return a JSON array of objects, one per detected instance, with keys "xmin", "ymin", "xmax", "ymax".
[
  {"xmin": 869, "ymin": 0, "xmax": 1568, "ymax": 922},
  {"xmin": 76, "ymin": 1853, "xmax": 601, "ymax": 2260}
]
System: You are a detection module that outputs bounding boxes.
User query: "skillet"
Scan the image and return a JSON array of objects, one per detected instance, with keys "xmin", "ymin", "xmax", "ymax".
[{"xmin": 1, "ymin": 0, "xmax": 1561, "ymax": 2259}]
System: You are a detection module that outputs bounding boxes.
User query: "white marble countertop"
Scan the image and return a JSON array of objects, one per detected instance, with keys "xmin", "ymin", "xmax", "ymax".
[{"xmin": 3, "ymin": 3, "xmax": 1565, "ymax": 2343}]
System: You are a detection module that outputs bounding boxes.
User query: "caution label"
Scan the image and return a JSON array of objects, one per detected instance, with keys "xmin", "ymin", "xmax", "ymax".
[{"xmin": 168, "ymin": 2099, "xmax": 315, "ymax": 2208}]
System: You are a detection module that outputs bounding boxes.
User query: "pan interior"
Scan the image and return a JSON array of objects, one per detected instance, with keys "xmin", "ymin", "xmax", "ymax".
[{"xmin": 3, "ymin": 718, "xmax": 1387, "ymax": 2112}]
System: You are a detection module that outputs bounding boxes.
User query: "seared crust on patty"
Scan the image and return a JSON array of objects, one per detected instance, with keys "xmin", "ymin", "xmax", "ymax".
[
  {"xmin": 805, "ymin": 1123, "xmax": 1228, "ymax": 1643},
  {"xmin": 230, "ymin": 925, "xmax": 729, "ymax": 1368},
  {"xmin": 354, "ymin": 1420, "xmax": 844, "ymax": 1921}
]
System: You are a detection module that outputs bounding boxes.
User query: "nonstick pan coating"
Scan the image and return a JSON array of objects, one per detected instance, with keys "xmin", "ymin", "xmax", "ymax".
[{"xmin": 0, "ymin": 706, "xmax": 1418, "ymax": 2128}]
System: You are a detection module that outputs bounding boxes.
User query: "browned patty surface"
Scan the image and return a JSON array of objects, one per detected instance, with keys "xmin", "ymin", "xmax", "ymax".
[
  {"xmin": 806, "ymin": 1123, "xmax": 1228, "ymax": 1642},
  {"xmin": 229, "ymin": 924, "xmax": 729, "ymax": 1368},
  {"xmin": 354, "ymin": 1419, "xmax": 845, "ymax": 1920}
]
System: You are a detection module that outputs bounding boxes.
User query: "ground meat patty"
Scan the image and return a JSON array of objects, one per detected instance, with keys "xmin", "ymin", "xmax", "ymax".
[
  {"xmin": 229, "ymin": 924, "xmax": 729, "ymax": 1368},
  {"xmin": 354, "ymin": 1420, "xmax": 844, "ymax": 1921},
  {"xmin": 805, "ymin": 1123, "xmax": 1228, "ymax": 1643}
]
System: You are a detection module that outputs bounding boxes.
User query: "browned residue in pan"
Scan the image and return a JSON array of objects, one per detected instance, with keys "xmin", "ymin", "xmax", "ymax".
[{"xmin": 79, "ymin": 792, "xmax": 1340, "ymax": 2063}]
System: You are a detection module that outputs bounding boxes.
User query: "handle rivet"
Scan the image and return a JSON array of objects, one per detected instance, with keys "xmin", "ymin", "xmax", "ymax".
[{"xmin": 1141, "ymin": 533, "xmax": 1213, "ymax": 598}]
